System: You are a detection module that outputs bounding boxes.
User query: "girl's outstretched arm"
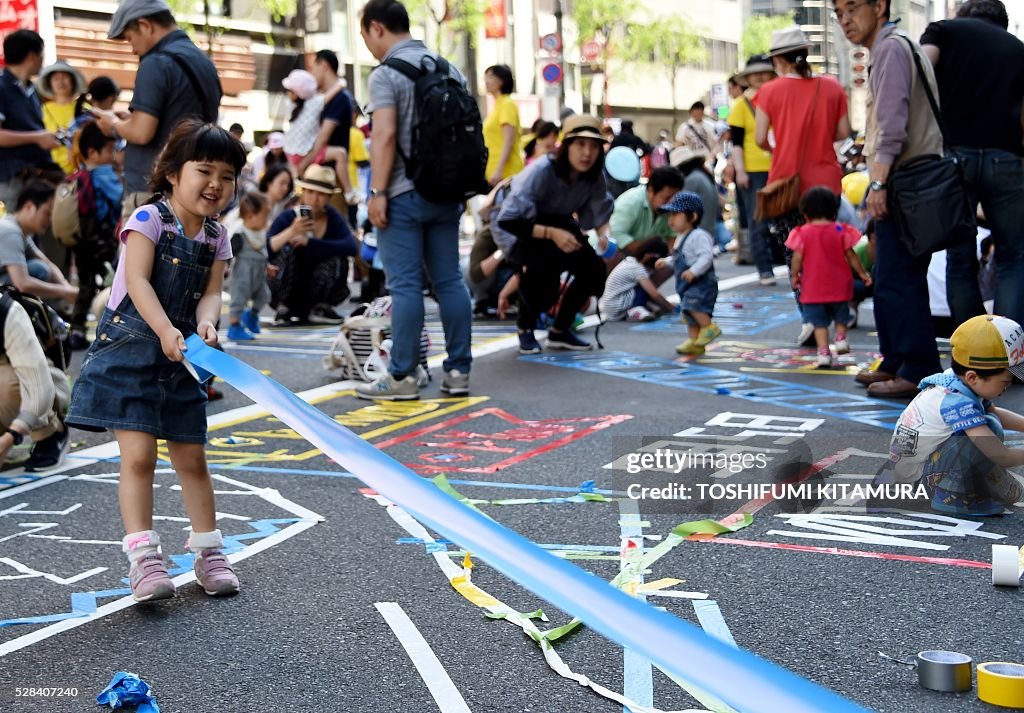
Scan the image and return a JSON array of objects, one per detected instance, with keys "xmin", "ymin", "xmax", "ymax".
[
  {"xmin": 195, "ymin": 260, "xmax": 226, "ymax": 348},
  {"xmin": 124, "ymin": 232, "xmax": 183, "ymax": 362}
]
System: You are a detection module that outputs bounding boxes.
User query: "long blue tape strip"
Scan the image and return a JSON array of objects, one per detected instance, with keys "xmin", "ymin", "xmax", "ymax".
[{"xmin": 184, "ymin": 335, "xmax": 869, "ymax": 713}]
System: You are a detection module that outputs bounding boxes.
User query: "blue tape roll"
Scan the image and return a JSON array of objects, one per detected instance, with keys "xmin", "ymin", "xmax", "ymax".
[{"xmin": 184, "ymin": 335, "xmax": 869, "ymax": 713}]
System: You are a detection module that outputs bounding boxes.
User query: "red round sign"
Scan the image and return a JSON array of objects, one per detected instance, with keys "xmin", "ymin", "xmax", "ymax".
[{"xmin": 582, "ymin": 40, "xmax": 602, "ymax": 62}]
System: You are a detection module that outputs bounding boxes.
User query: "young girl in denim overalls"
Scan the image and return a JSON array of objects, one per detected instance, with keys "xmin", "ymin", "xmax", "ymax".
[
  {"xmin": 67, "ymin": 119, "xmax": 248, "ymax": 602},
  {"xmin": 656, "ymin": 191, "xmax": 722, "ymax": 356}
]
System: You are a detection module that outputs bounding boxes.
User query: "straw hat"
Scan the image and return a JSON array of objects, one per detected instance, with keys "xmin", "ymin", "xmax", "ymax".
[
  {"xmin": 737, "ymin": 54, "xmax": 777, "ymax": 80},
  {"xmin": 669, "ymin": 145, "xmax": 708, "ymax": 171},
  {"xmin": 766, "ymin": 27, "xmax": 813, "ymax": 57},
  {"xmin": 561, "ymin": 114, "xmax": 605, "ymax": 143},
  {"xmin": 295, "ymin": 165, "xmax": 341, "ymax": 194}
]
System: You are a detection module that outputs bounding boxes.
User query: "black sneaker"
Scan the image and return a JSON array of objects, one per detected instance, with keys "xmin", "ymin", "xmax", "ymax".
[
  {"xmin": 518, "ymin": 331, "xmax": 543, "ymax": 354},
  {"xmin": 309, "ymin": 304, "xmax": 344, "ymax": 325},
  {"xmin": 24, "ymin": 427, "xmax": 70, "ymax": 473},
  {"xmin": 272, "ymin": 307, "xmax": 309, "ymax": 327},
  {"xmin": 68, "ymin": 331, "xmax": 90, "ymax": 351},
  {"xmin": 546, "ymin": 329, "xmax": 593, "ymax": 351}
]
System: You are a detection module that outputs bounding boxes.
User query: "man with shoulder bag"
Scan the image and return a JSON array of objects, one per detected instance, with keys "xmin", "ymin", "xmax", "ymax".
[
  {"xmin": 836, "ymin": 0, "xmax": 948, "ymax": 398},
  {"xmin": 921, "ymin": 0, "xmax": 1024, "ymax": 328}
]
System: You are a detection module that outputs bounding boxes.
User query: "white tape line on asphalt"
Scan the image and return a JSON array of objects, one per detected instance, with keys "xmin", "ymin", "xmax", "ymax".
[
  {"xmin": 0, "ymin": 473, "xmax": 323, "ymax": 658},
  {"xmin": 375, "ymin": 602, "xmax": 474, "ymax": 713}
]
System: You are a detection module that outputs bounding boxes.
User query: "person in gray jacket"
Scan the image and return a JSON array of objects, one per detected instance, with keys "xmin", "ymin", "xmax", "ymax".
[{"xmin": 491, "ymin": 115, "xmax": 614, "ymax": 354}]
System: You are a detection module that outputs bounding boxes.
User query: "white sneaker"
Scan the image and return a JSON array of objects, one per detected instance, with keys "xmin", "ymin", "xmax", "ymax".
[
  {"xmin": 626, "ymin": 305, "xmax": 653, "ymax": 322},
  {"xmin": 815, "ymin": 352, "xmax": 833, "ymax": 368},
  {"xmin": 796, "ymin": 323, "xmax": 815, "ymax": 346},
  {"xmin": 440, "ymin": 369, "xmax": 470, "ymax": 396},
  {"xmin": 834, "ymin": 338, "xmax": 850, "ymax": 355},
  {"xmin": 355, "ymin": 374, "xmax": 420, "ymax": 401}
]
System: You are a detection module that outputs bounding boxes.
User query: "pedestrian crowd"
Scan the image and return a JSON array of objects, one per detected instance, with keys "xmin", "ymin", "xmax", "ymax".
[{"xmin": 0, "ymin": 0, "xmax": 1022, "ymax": 597}]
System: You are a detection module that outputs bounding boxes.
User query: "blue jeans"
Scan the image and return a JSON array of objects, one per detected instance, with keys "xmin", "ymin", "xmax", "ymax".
[
  {"xmin": 945, "ymin": 148, "xmax": 1024, "ymax": 327},
  {"xmin": 874, "ymin": 215, "xmax": 940, "ymax": 383},
  {"xmin": 377, "ymin": 191, "xmax": 472, "ymax": 377},
  {"xmin": 0, "ymin": 258, "xmax": 51, "ymax": 285},
  {"xmin": 739, "ymin": 172, "xmax": 774, "ymax": 276}
]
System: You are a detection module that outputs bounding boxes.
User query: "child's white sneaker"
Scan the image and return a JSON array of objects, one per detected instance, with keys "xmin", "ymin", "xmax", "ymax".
[{"xmin": 834, "ymin": 338, "xmax": 850, "ymax": 355}]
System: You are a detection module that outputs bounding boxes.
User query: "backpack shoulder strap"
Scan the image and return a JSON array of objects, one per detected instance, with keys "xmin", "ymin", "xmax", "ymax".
[{"xmin": 382, "ymin": 57, "xmax": 424, "ymax": 81}]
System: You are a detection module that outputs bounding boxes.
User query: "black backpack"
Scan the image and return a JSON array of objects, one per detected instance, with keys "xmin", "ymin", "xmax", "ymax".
[
  {"xmin": 0, "ymin": 285, "xmax": 69, "ymax": 370},
  {"xmin": 382, "ymin": 56, "xmax": 489, "ymax": 204}
]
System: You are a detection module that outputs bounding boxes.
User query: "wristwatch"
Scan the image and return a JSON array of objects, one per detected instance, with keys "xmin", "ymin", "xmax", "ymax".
[
  {"xmin": 869, "ymin": 180, "xmax": 887, "ymax": 192},
  {"xmin": 369, "ymin": 188, "xmax": 384, "ymax": 199},
  {"xmin": 4, "ymin": 428, "xmax": 23, "ymax": 446}
]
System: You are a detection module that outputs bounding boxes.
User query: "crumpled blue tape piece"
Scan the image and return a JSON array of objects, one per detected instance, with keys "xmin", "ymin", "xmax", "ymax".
[
  {"xmin": 182, "ymin": 334, "xmax": 870, "ymax": 713},
  {"xmin": 96, "ymin": 671, "xmax": 159, "ymax": 713},
  {"xmin": 577, "ymin": 479, "xmax": 597, "ymax": 493}
]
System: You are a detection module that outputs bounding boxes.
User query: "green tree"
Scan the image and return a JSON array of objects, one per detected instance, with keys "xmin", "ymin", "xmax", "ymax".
[
  {"xmin": 165, "ymin": 0, "xmax": 299, "ymax": 52},
  {"xmin": 403, "ymin": 0, "xmax": 486, "ymax": 57},
  {"xmin": 622, "ymin": 17, "xmax": 707, "ymax": 127},
  {"xmin": 741, "ymin": 13, "xmax": 795, "ymax": 58},
  {"xmin": 572, "ymin": 0, "xmax": 639, "ymax": 115}
]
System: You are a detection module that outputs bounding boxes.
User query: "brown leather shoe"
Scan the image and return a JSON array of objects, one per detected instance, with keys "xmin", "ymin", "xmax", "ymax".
[
  {"xmin": 854, "ymin": 369, "xmax": 895, "ymax": 386},
  {"xmin": 867, "ymin": 376, "xmax": 920, "ymax": 399}
]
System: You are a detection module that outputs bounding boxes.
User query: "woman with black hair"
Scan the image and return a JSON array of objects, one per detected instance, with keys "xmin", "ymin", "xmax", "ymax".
[
  {"xmin": 493, "ymin": 115, "xmax": 614, "ymax": 353},
  {"xmin": 483, "ymin": 64, "xmax": 524, "ymax": 185},
  {"xmin": 523, "ymin": 120, "xmax": 558, "ymax": 165},
  {"xmin": 258, "ymin": 164, "xmax": 296, "ymax": 223}
]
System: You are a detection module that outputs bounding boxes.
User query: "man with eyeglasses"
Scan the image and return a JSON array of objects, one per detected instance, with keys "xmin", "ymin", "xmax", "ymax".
[
  {"xmin": 835, "ymin": 0, "xmax": 942, "ymax": 399},
  {"xmin": 920, "ymin": 0, "xmax": 1024, "ymax": 330}
]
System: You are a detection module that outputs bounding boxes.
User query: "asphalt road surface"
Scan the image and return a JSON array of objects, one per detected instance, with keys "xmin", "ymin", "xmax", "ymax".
[{"xmin": 2, "ymin": 259, "xmax": 1022, "ymax": 713}]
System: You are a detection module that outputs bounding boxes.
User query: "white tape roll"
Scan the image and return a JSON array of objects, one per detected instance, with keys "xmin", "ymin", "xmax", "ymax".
[{"xmin": 992, "ymin": 545, "xmax": 1023, "ymax": 587}]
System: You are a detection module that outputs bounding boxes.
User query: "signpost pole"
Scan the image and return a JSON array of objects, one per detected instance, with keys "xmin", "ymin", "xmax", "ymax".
[{"xmin": 554, "ymin": 0, "xmax": 565, "ymax": 107}]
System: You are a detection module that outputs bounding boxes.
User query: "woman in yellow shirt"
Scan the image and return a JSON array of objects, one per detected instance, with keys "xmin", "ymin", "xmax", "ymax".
[
  {"xmin": 38, "ymin": 61, "xmax": 87, "ymax": 175},
  {"xmin": 482, "ymin": 64, "xmax": 524, "ymax": 185}
]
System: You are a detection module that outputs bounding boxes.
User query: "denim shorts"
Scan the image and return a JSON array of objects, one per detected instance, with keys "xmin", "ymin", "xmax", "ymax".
[
  {"xmin": 679, "ymin": 275, "xmax": 718, "ymax": 325},
  {"xmin": 801, "ymin": 301, "xmax": 851, "ymax": 328}
]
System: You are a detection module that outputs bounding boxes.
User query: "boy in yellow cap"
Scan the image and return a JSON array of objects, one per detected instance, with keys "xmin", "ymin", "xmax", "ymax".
[{"xmin": 873, "ymin": 315, "xmax": 1024, "ymax": 516}]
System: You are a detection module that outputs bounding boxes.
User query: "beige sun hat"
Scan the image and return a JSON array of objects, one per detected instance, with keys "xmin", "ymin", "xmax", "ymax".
[
  {"xmin": 766, "ymin": 27, "xmax": 813, "ymax": 57},
  {"xmin": 295, "ymin": 164, "xmax": 341, "ymax": 194}
]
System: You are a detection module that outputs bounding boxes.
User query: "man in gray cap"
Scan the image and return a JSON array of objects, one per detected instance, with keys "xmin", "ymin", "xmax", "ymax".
[{"xmin": 94, "ymin": 0, "xmax": 222, "ymax": 213}]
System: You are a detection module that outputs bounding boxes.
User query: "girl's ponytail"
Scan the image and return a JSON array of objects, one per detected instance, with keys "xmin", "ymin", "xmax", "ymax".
[{"xmin": 290, "ymin": 97, "xmax": 306, "ymax": 123}]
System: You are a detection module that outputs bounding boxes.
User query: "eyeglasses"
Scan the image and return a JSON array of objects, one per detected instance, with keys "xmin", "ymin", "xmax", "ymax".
[{"xmin": 834, "ymin": 1, "xmax": 870, "ymax": 21}]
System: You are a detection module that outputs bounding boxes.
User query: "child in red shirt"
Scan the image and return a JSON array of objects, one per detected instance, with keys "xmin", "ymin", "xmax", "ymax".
[{"xmin": 786, "ymin": 186, "xmax": 872, "ymax": 368}]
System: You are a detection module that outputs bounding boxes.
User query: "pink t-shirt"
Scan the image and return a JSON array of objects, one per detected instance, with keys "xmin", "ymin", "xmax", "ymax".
[
  {"xmin": 107, "ymin": 203, "xmax": 232, "ymax": 310},
  {"xmin": 785, "ymin": 222, "xmax": 861, "ymax": 304}
]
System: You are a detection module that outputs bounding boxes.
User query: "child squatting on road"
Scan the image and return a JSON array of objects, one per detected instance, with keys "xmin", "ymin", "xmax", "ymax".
[
  {"xmin": 65, "ymin": 119, "xmax": 248, "ymax": 602},
  {"xmin": 873, "ymin": 315, "xmax": 1024, "ymax": 517}
]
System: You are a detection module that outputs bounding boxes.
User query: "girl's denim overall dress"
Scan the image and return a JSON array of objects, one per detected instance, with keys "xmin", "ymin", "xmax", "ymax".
[
  {"xmin": 66, "ymin": 202, "xmax": 220, "ymax": 443},
  {"xmin": 674, "ymin": 230, "xmax": 719, "ymax": 322}
]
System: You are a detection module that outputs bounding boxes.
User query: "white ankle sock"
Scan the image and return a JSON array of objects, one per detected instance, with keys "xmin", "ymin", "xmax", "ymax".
[
  {"xmin": 187, "ymin": 529, "xmax": 224, "ymax": 553},
  {"xmin": 123, "ymin": 530, "xmax": 161, "ymax": 564}
]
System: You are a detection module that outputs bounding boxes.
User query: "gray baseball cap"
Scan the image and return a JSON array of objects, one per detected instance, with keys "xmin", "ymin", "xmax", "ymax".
[{"xmin": 108, "ymin": 0, "xmax": 172, "ymax": 39}]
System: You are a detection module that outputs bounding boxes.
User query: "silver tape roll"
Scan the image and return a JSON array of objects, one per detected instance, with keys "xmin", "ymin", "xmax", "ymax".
[
  {"xmin": 917, "ymin": 650, "xmax": 973, "ymax": 693},
  {"xmin": 992, "ymin": 544, "xmax": 1023, "ymax": 587}
]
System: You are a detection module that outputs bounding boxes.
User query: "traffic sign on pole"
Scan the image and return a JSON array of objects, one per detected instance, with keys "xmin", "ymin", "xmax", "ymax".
[
  {"xmin": 540, "ymin": 33, "xmax": 561, "ymax": 53},
  {"xmin": 542, "ymin": 63, "xmax": 563, "ymax": 84}
]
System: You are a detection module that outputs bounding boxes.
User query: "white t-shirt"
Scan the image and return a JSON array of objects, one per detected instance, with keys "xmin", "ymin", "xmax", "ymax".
[{"xmin": 599, "ymin": 257, "xmax": 649, "ymax": 321}]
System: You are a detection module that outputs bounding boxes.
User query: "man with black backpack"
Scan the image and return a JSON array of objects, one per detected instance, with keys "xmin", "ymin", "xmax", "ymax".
[
  {"xmin": 93, "ymin": 0, "xmax": 222, "ymax": 214},
  {"xmin": 357, "ymin": 0, "xmax": 486, "ymax": 401},
  {"xmin": 0, "ymin": 287, "xmax": 71, "ymax": 472}
]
